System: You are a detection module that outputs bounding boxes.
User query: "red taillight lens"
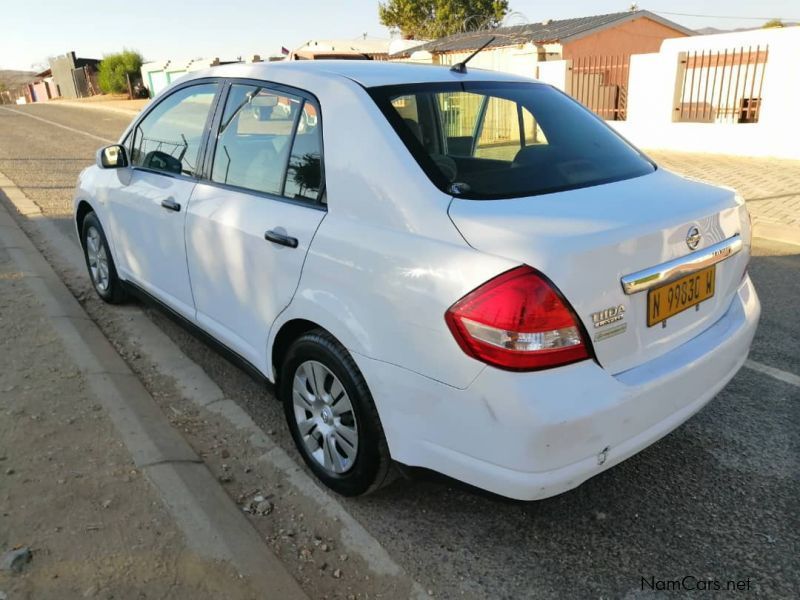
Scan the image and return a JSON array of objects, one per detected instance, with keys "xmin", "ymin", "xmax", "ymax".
[{"xmin": 445, "ymin": 266, "xmax": 589, "ymax": 371}]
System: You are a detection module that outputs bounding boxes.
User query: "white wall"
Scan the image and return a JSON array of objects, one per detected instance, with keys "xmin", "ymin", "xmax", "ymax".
[
  {"xmin": 536, "ymin": 60, "xmax": 571, "ymax": 93},
  {"xmin": 609, "ymin": 27, "xmax": 800, "ymax": 159},
  {"xmin": 398, "ymin": 42, "xmax": 558, "ymax": 78}
]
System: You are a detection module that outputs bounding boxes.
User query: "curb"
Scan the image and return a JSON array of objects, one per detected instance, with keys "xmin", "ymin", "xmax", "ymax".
[
  {"xmin": 753, "ymin": 219, "xmax": 800, "ymax": 247},
  {"xmin": 44, "ymin": 99, "xmax": 147, "ymax": 117},
  {"xmin": 0, "ymin": 193, "xmax": 308, "ymax": 599}
]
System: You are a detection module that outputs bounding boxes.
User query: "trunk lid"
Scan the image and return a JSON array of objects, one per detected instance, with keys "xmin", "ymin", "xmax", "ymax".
[{"xmin": 448, "ymin": 169, "xmax": 751, "ymax": 374}]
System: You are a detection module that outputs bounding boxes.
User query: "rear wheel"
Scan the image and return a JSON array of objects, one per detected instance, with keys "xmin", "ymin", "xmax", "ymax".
[
  {"xmin": 280, "ymin": 329, "xmax": 393, "ymax": 496},
  {"xmin": 81, "ymin": 212, "xmax": 126, "ymax": 304}
]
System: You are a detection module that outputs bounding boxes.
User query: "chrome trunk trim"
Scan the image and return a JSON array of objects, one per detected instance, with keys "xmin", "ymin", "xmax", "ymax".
[{"xmin": 621, "ymin": 234, "xmax": 742, "ymax": 295}]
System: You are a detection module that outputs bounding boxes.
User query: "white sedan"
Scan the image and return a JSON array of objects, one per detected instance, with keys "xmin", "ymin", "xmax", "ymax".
[{"xmin": 73, "ymin": 60, "xmax": 759, "ymax": 500}]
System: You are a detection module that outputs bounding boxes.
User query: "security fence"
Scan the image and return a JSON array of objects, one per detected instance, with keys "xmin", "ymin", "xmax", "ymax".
[
  {"xmin": 676, "ymin": 45, "xmax": 769, "ymax": 124},
  {"xmin": 568, "ymin": 55, "xmax": 630, "ymax": 121}
]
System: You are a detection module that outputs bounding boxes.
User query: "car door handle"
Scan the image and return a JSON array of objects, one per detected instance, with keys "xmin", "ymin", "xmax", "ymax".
[
  {"xmin": 160, "ymin": 198, "xmax": 181, "ymax": 212},
  {"xmin": 264, "ymin": 229, "xmax": 298, "ymax": 248}
]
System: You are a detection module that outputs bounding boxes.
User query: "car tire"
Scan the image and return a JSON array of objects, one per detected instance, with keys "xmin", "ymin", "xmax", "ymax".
[
  {"xmin": 81, "ymin": 211, "xmax": 126, "ymax": 304},
  {"xmin": 280, "ymin": 329, "xmax": 394, "ymax": 496}
]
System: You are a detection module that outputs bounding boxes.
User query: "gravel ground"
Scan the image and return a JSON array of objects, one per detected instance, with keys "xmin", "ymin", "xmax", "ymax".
[
  {"xmin": 1, "ymin": 103, "xmax": 798, "ymax": 599},
  {"xmin": 0, "ymin": 246, "xmax": 263, "ymax": 599}
]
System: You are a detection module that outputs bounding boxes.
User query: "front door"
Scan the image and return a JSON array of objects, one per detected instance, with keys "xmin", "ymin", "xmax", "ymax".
[
  {"xmin": 108, "ymin": 82, "xmax": 220, "ymax": 319},
  {"xmin": 185, "ymin": 83, "xmax": 326, "ymax": 370}
]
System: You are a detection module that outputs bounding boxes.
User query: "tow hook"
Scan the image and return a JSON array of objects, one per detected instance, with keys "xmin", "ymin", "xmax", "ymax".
[{"xmin": 597, "ymin": 446, "xmax": 610, "ymax": 466}]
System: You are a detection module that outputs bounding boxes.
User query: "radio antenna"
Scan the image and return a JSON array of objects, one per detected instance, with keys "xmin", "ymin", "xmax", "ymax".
[{"xmin": 450, "ymin": 36, "xmax": 496, "ymax": 74}]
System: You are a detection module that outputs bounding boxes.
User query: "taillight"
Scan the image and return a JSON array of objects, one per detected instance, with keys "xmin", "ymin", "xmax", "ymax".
[{"xmin": 445, "ymin": 266, "xmax": 589, "ymax": 371}]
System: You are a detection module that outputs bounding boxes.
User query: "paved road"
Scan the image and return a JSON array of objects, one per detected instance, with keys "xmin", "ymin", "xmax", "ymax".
[{"xmin": 1, "ymin": 103, "xmax": 798, "ymax": 598}]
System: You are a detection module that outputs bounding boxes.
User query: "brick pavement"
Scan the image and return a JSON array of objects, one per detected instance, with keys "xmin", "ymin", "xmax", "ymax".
[{"xmin": 649, "ymin": 150, "xmax": 800, "ymax": 242}]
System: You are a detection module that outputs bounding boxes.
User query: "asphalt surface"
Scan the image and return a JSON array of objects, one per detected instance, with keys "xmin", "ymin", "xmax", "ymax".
[{"xmin": 1, "ymin": 103, "xmax": 798, "ymax": 598}]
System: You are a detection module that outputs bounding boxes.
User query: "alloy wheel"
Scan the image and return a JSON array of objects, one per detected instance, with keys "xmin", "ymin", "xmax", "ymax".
[
  {"xmin": 85, "ymin": 226, "xmax": 110, "ymax": 292},
  {"xmin": 291, "ymin": 360, "xmax": 359, "ymax": 474}
]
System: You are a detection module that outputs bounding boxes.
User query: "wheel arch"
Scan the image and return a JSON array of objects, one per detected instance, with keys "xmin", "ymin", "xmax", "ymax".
[
  {"xmin": 75, "ymin": 200, "xmax": 125, "ymax": 282},
  {"xmin": 270, "ymin": 318, "xmax": 328, "ymax": 383},
  {"xmin": 75, "ymin": 199, "xmax": 95, "ymax": 246}
]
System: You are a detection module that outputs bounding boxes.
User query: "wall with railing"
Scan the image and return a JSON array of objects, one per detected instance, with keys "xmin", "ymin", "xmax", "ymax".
[
  {"xmin": 532, "ymin": 28, "xmax": 799, "ymax": 158},
  {"xmin": 608, "ymin": 27, "xmax": 800, "ymax": 159},
  {"xmin": 675, "ymin": 46, "xmax": 768, "ymax": 124}
]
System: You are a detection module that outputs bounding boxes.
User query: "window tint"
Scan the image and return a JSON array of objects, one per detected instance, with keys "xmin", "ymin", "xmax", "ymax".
[
  {"xmin": 522, "ymin": 108, "xmax": 547, "ymax": 147},
  {"xmin": 283, "ymin": 101, "xmax": 324, "ymax": 202},
  {"xmin": 391, "ymin": 94, "xmax": 419, "ymax": 124},
  {"xmin": 475, "ymin": 97, "xmax": 546, "ymax": 161},
  {"xmin": 131, "ymin": 83, "xmax": 218, "ymax": 176},
  {"xmin": 436, "ymin": 91, "xmax": 482, "ymax": 157},
  {"xmin": 372, "ymin": 82, "xmax": 654, "ymax": 200},
  {"xmin": 211, "ymin": 85, "xmax": 303, "ymax": 197}
]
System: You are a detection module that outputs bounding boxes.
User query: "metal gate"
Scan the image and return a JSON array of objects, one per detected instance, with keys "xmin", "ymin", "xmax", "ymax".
[
  {"xmin": 676, "ymin": 45, "xmax": 769, "ymax": 123},
  {"xmin": 569, "ymin": 55, "xmax": 630, "ymax": 121},
  {"xmin": 71, "ymin": 66, "xmax": 98, "ymax": 98}
]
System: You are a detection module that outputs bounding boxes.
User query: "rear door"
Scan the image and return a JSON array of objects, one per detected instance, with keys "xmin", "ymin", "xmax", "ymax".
[
  {"xmin": 185, "ymin": 82, "xmax": 326, "ymax": 369},
  {"xmin": 109, "ymin": 82, "xmax": 220, "ymax": 319}
]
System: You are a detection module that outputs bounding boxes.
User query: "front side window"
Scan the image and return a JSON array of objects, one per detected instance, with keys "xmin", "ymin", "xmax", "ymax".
[
  {"xmin": 374, "ymin": 82, "xmax": 654, "ymax": 199},
  {"xmin": 211, "ymin": 84, "xmax": 324, "ymax": 203},
  {"xmin": 131, "ymin": 83, "xmax": 218, "ymax": 176}
]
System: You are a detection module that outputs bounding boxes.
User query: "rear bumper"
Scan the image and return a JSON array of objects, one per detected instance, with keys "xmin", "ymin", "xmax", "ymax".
[{"xmin": 355, "ymin": 274, "xmax": 760, "ymax": 500}]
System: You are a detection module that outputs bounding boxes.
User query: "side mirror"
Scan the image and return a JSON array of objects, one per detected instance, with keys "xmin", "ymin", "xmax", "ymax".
[
  {"xmin": 97, "ymin": 144, "xmax": 128, "ymax": 169},
  {"xmin": 142, "ymin": 150, "xmax": 182, "ymax": 175}
]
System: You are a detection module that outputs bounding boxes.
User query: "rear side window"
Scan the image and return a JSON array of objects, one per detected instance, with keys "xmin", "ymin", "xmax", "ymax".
[
  {"xmin": 372, "ymin": 82, "xmax": 654, "ymax": 199},
  {"xmin": 131, "ymin": 83, "xmax": 218, "ymax": 176},
  {"xmin": 284, "ymin": 102, "xmax": 324, "ymax": 202},
  {"xmin": 211, "ymin": 84, "xmax": 324, "ymax": 204}
]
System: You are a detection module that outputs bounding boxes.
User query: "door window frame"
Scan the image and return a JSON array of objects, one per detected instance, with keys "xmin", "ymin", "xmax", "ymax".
[
  {"xmin": 198, "ymin": 77, "xmax": 327, "ymax": 212},
  {"xmin": 124, "ymin": 78, "xmax": 225, "ymax": 183}
]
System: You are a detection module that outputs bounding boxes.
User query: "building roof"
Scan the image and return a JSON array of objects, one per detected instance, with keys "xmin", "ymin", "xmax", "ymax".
[
  {"xmin": 74, "ymin": 57, "xmax": 100, "ymax": 69},
  {"xmin": 293, "ymin": 37, "xmax": 393, "ymax": 57},
  {"xmin": 399, "ymin": 10, "xmax": 694, "ymax": 55}
]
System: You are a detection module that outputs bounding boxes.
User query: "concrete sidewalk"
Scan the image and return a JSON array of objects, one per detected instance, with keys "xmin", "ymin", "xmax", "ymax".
[
  {"xmin": 48, "ymin": 97, "xmax": 149, "ymax": 116},
  {"xmin": 649, "ymin": 150, "xmax": 800, "ymax": 246},
  {"xmin": 0, "ymin": 201, "xmax": 307, "ymax": 598}
]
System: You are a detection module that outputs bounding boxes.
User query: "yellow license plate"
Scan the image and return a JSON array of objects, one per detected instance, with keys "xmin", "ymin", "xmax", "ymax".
[{"xmin": 647, "ymin": 266, "xmax": 716, "ymax": 327}]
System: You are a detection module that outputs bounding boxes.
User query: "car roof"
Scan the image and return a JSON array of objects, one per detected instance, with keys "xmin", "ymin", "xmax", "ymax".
[{"xmin": 186, "ymin": 59, "xmax": 538, "ymax": 88}]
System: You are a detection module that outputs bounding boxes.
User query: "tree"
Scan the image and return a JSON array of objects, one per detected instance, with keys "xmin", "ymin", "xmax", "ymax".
[
  {"xmin": 379, "ymin": 0, "xmax": 509, "ymax": 39},
  {"xmin": 97, "ymin": 50, "xmax": 144, "ymax": 95},
  {"xmin": 762, "ymin": 19, "xmax": 784, "ymax": 28},
  {"xmin": 289, "ymin": 153, "xmax": 322, "ymax": 199}
]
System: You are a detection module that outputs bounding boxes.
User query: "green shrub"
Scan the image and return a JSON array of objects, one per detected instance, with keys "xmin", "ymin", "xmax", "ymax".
[{"xmin": 97, "ymin": 50, "xmax": 143, "ymax": 94}]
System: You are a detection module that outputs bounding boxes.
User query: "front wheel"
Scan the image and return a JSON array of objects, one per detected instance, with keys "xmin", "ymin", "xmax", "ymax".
[
  {"xmin": 280, "ymin": 329, "xmax": 393, "ymax": 496},
  {"xmin": 81, "ymin": 211, "xmax": 126, "ymax": 304}
]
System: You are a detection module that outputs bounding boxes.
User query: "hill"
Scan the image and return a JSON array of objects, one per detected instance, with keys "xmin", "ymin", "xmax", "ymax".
[{"xmin": 0, "ymin": 69, "xmax": 36, "ymax": 92}]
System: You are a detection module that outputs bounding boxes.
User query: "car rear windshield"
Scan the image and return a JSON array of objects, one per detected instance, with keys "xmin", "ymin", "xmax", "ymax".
[{"xmin": 368, "ymin": 81, "xmax": 655, "ymax": 199}]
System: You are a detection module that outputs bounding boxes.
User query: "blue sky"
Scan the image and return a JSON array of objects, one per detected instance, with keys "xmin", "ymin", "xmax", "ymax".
[{"xmin": 4, "ymin": 1, "xmax": 799, "ymax": 70}]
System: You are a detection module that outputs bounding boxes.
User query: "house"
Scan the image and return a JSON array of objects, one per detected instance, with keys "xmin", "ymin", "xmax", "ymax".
[
  {"xmin": 394, "ymin": 10, "xmax": 693, "ymax": 120},
  {"xmin": 141, "ymin": 58, "xmax": 218, "ymax": 97},
  {"xmin": 19, "ymin": 68, "xmax": 57, "ymax": 103},
  {"xmin": 48, "ymin": 51, "xmax": 100, "ymax": 98},
  {"xmin": 286, "ymin": 37, "xmax": 421, "ymax": 61},
  {"xmin": 141, "ymin": 57, "xmax": 263, "ymax": 98},
  {"xmin": 288, "ymin": 37, "xmax": 418, "ymax": 61},
  {"xmin": 395, "ymin": 10, "xmax": 693, "ymax": 65}
]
